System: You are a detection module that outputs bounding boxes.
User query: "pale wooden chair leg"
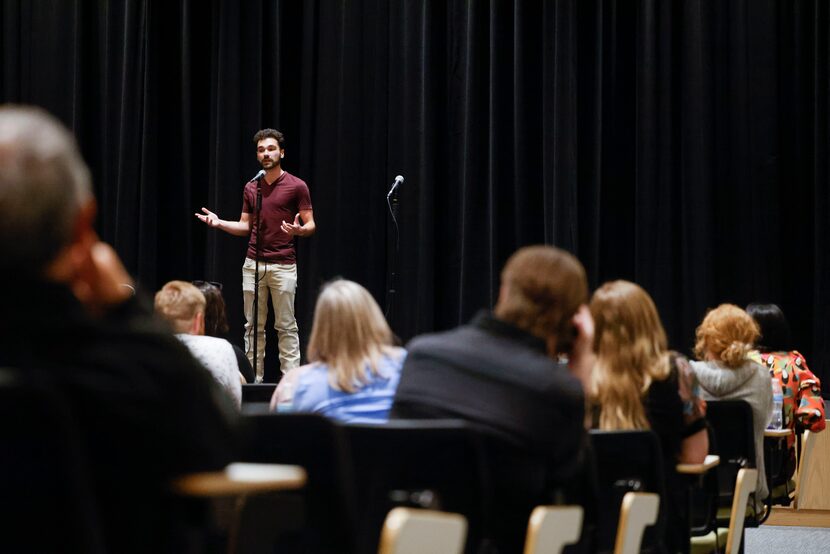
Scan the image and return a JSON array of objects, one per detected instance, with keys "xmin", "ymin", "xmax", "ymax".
[{"xmin": 724, "ymin": 468, "xmax": 758, "ymax": 554}]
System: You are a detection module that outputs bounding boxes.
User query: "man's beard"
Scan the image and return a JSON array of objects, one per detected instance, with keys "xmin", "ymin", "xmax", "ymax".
[{"xmin": 260, "ymin": 158, "xmax": 279, "ymax": 170}]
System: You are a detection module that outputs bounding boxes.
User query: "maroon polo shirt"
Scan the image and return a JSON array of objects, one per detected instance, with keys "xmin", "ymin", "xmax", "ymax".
[{"xmin": 242, "ymin": 171, "xmax": 312, "ymax": 264}]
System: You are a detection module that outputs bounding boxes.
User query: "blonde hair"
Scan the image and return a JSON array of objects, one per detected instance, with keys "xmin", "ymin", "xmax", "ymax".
[
  {"xmin": 307, "ymin": 279, "xmax": 395, "ymax": 393},
  {"xmin": 589, "ymin": 281, "xmax": 671, "ymax": 430},
  {"xmin": 154, "ymin": 280, "xmax": 206, "ymax": 333},
  {"xmin": 494, "ymin": 245, "xmax": 587, "ymax": 351},
  {"xmin": 694, "ymin": 304, "xmax": 759, "ymax": 368}
]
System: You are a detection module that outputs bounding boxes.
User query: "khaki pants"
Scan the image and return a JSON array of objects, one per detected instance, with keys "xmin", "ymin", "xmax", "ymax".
[{"xmin": 242, "ymin": 258, "xmax": 300, "ymax": 381}]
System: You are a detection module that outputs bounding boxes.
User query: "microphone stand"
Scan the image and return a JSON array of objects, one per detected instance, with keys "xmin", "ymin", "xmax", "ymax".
[
  {"xmin": 252, "ymin": 176, "xmax": 263, "ymax": 381},
  {"xmin": 385, "ymin": 188, "xmax": 400, "ymax": 321}
]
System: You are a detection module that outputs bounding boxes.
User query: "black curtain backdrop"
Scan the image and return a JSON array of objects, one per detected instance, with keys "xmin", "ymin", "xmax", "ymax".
[{"xmin": 1, "ymin": 0, "xmax": 827, "ymax": 386}]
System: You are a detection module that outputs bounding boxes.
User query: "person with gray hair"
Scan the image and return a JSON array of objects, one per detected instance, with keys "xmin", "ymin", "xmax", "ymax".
[{"xmin": 0, "ymin": 105, "xmax": 237, "ymax": 551}]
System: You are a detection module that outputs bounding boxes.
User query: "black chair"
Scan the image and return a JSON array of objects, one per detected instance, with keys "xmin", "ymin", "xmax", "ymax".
[
  {"xmin": 0, "ymin": 368, "xmax": 104, "ymax": 553},
  {"xmin": 589, "ymin": 430, "xmax": 666, "ymax": 554},
  {"xmin": 242, "ymin": 383, "xmax": 278, "ymax": 403},
  {"xmin": 704, "ymin": 400, "xmax": 761, "ymax": 528},
  {"xmin": 240, "ymin": 413, "xmax": 357, "ymax": 554},
  {"xmin": 687, "ymin": 425, "xmax": 720, "ymax": 531},
  {"xmin": 763, "ymin": 432, "xmax": 796, "ymax": 507},
  {"xmin": 342, "ymin": 420, "xmax": 496, "ymax": 554}
]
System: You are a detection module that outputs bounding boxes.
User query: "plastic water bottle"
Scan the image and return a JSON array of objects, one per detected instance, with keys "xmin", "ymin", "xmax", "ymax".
[{"xmin": 768, "ymin": 378, "xmax": 784, "ymax": 430}]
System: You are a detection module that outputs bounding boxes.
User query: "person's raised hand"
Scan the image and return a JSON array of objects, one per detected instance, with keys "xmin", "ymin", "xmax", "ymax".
[
  {"xmin": 71, "ymin": 242, "xmax": 134, "ymax": 317},
  {"xmin": 195, "ymin": 207, "xmax": 220, "ymax": 227}
]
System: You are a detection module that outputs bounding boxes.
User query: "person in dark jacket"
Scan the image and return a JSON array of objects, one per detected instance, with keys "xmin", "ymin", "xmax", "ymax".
[
  {"xmin": 391, "ymin": 245, "xmax": 595, "ymax": 553},
  {"xmin": 0, "ymin": 105, "xmax": 238, "ymax": 552}
]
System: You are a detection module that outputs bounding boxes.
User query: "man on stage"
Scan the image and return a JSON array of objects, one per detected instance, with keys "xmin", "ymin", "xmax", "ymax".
[{"xmin": 196, "ymin": 129, "xmax": 315, "ymax": 382}]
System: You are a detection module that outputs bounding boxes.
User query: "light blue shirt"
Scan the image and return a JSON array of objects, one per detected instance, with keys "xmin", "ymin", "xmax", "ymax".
[{"xmin": 291, "ymin": 350, "xmax": 406, "ymax": 424}]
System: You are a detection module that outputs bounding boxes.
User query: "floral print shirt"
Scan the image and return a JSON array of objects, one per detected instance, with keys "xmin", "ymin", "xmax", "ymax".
[{"xmin": 749, "ymin": 350, "xmax": 825, "ymax": 450}]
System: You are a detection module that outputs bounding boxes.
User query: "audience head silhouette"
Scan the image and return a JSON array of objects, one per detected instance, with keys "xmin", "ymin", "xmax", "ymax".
[
  {"xmin": 0, "ymin": 105, "xmax": 95, "ymax": 279},
  {"xmin": 695, "ymin": 304, "xmax": 760, "ymax": 368},
  {"xmin": 494, "ymin": 245, "xmax": 588, "ymax": 355},
  {"xmin": 193, "ymin": 281, "xmax": 231, "ymax": 336},
  {"xmin": 746, "ymin": 302, "xmax": 792, "ymax": 352},
  {"xmin": 155, "ymin": 280, "xmax": 207, "ymax": 335},
  {"xmin": 590, "ymin": 280, "xmax": 670, "ymax": 430},
  {"xmin": 308, "ymin": 279, "xmax": 395, "ymax": 392}
]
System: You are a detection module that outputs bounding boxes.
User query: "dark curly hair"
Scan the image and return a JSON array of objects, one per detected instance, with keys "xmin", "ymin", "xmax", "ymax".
[{"xmin": 252, "ymin": 128, "xmax": 285, "ymax": 149}]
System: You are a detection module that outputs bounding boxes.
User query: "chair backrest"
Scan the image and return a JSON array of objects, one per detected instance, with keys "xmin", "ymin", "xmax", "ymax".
[
  {"xmin": 704, "ymin": 401, "xmax": 757, "ymax": 508},
  {"xmin": 689, "ymin": 428, "xmax": 721, "ymax": 537},
  {"xmin": 589, "ymin": 430, "xmax": 665, "ymax": 553},
  {"xmin": 242, "ymin": 383, "xmax": 277, "ymax": 403},
  {"xmin": 724, "ymin": 469, "xmax": 758, "ymax": 554},
  {"xmin": 343, "ymin": 420, "xmax": 493, "ymax": 554},
  {"xmin": 523, "ymin": 506, "xmax": 583, "ymax": 554},
  {"xmin": 377, "ymin": 507, "xmax": 467, "ymax": 554},
  {"xmin": 0, "ymin": 368, "xmax": 104, "ymax": 553},
  {"xmin": 614, "ymin": 493, "xmax": 659, "ymax": 554},
  {"xmin": 241, "ymin": 413, "xmax": 357, "ymax": 553}
]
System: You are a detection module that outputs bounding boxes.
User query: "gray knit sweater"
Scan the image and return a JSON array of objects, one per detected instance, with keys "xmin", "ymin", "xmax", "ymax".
[{"xmin": 690, "ymin": 359, "xmax": 773, "ymax": 502}]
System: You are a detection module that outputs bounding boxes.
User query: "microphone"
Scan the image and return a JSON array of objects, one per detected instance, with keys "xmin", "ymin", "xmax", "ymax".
[
  {"xmin": 387, "ymin": 175, "xmax": 404, "ymax": 197},
  {"xmin": 249, "ymin": 169, "xmax": 266, "ymax": 182}
]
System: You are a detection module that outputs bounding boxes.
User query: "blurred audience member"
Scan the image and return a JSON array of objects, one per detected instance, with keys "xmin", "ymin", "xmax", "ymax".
[
  {"xmin": 391, "ymin": 245, "xmax": 593, "ymax": 553},
  {"xmin": 271, "ymin": 279, "xmax": 405, "ymax": 423},
  {"xmin": 691, "ymin": 304, "xmax": 772, "ymax": 504},
  {"xmin": 747, "ymin": 302, "xmax": 825, "ymax": 485},
  {"xmin": 590, "ymin": 280, "xmax": 708, "ymax": 553},
  {"xmin": 590, "ymin": 280, "xmax": 708, "ymax": 461},
  {"xmin": 193, "ymin": 280, "xmax": 255, "ymax": 383},
  {"xmin": 155, "ymin": 281, "xmax": 243, "ymax": 408},
  {"xmin": 0, "ymin": 105, "xmax": 236, "ymax": 551}
]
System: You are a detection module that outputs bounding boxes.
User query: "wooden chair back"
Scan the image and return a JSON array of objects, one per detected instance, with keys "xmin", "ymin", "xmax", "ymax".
[
  {"xmin": 377, "ymin": 507, "xmax": 467, "ymax": 554},
  {"xmin": 523, "ymin": 505, "xmax": 583, "ymax": 554},
  {"xmin": 614, "ymin": 493, "xmax": 659, "ymax": 554}
]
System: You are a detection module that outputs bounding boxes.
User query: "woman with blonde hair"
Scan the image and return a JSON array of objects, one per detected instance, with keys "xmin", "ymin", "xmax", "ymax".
[
  {"xmin": 691, "ymin": 303, "xmax": 773, "ymax": 503},
  {"xmin": 590, "ymin": 280, "xmax": 708, "ymax": 554},
  {"xmin": 590, "ymin": 280, "xmax": 708, "ymax": 459},
  {"xmin": 271, "ymin": 279, "xmax": 405, "ymax": 423}
]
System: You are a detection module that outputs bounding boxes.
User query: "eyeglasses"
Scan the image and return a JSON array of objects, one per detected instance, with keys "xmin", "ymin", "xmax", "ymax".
[{"xmin": 192, "ymin": 280, "xmax": 223, "ymax": 291}]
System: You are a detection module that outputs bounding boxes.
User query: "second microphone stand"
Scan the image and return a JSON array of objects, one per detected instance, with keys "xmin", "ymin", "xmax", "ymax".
[{"xmin": 385, "ymin": 189, "xmax": 400, "ymax": 322}]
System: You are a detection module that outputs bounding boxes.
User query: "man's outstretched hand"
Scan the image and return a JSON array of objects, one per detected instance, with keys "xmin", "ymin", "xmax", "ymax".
[{"xmin": 195, "ymin": 207, "xmax": 220, "ymax": 227}]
